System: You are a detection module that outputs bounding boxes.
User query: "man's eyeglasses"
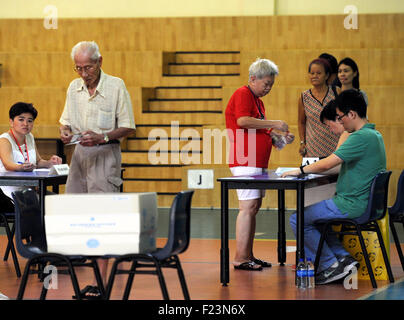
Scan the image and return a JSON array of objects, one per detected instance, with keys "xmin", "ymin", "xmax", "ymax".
[
  {"xmin": 337, "ymin": 112, "xmax": 349, "ymax": 122},
  {"xmin": 73, "ymin": 65, "xmax": 97, "ymax": 73}
]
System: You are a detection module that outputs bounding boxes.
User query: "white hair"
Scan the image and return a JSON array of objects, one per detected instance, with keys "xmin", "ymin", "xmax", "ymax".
[
  {"xmin": 249, "ymin": 58, "xmax": 279, "ymax": 80},
  {"xmin": 70, "ymin": 41, "xmax": 101, "ymax": 61}
]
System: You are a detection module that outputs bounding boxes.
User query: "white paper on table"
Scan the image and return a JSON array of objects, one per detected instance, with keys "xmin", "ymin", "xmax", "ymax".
[
  {"xmin": 33, "ymin": 168, "xmax": 51, "ymax": 173},
  {"xmin": 275, "ymin": 167, "xmax": 299, "ymax": 176}
]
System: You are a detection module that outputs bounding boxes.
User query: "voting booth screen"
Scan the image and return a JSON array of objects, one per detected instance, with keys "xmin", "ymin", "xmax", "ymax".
[{"xmin": 45, "ymin": 192, "xmax": 158, "ymax": 255}]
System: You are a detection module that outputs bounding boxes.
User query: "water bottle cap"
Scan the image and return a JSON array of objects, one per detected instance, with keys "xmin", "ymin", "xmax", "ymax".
[
  {"xmin": 299, "ymin": 258, "xmax": 304, "ymax": 262},
  {"xmin": 307, "ymin": 258, "xmax": 312, "ymax": 261}
]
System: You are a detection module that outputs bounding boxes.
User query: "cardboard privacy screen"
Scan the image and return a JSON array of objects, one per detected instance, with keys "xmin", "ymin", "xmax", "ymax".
[{"xmin": 45, "ymin": 192, "xmax": 158, "ymax": 256}]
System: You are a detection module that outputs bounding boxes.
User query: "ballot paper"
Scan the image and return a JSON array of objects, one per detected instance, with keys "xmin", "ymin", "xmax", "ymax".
[
  {"xmin": 66, "ymin": 134, "xmax": 82, "ymax": 146},
  {"xmin": 275, "ymin": 167, "xmax": 337, "ymax": 206},
  {"xmin": 275, "ymin": 167, "xmax": 298, "ymax": 175}
]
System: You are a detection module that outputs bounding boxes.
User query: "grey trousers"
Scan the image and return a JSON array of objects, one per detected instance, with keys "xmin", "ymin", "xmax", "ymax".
[{"xmin": 66, "ymin": 143, "xmax": 122, "ymax": 194}]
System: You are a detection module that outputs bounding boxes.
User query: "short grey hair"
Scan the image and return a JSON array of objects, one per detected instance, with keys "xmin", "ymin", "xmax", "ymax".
[
  {"xmin": 71, "ymin": 41, "xmax": 101, "ymax": 61},
  {"xmin": 249, "ymin": 58, "xmax": 279, "ymax": 80}
]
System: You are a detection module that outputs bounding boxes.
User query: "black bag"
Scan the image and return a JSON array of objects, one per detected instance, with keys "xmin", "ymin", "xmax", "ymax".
[{"xmin": 0, "ymin": 188, "xmax": 15, "ymax": 213}]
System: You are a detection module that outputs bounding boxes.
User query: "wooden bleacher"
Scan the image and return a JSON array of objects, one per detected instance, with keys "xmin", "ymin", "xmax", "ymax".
[{"xmin": 0, "ymin": 14, "xmax": 402, "ymax": 208}]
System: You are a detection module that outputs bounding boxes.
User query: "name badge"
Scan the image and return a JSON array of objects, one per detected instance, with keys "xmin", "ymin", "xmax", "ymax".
[
  {"xmin": 49, "ymin": 164, "xmax": 70, "ymax": 176},
  {"xmin": 301, "ymin": 157, "xmax": 319, "ymax": 166}
]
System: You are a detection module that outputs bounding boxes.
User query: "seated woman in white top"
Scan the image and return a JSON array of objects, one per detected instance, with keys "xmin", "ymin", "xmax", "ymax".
[{"xmin": 0, "ymin": 102, "xmax": 62, "ymax": 198}]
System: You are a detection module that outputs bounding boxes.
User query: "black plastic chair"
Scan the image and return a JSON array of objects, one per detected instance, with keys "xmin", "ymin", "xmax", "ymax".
[
  {"xmin": 389, "ymin": 170, "xmax": 404, "ymax": 271},
  {"xmin": 12, "ymin": 188, "xmax": 105, "ymax": 300},
  {"xmin": 105, "ymin": 190, "xmax": 194, "ymax": 300},
  {"xmin": 314, "ymin": 171, "xmax": 394, "ymax": 288}
]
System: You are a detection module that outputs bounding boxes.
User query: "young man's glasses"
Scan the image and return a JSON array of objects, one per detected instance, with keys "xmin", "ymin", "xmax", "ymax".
[{"xmin": 337, "ymin": 112, "xmax": 349, "ymax": 122}]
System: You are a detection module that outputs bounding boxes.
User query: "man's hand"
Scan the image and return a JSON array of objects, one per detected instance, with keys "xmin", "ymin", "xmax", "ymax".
[
  {"xmin": 60, "ymin": 126, "xmax": 73, "ymax": 144},
  {"xmin": 80, "ymin": 130, "xmax": 103, "ymax": 146},
  {"xmin": 281, "ymin": 169, "xmax": 301, "ymax": 177}
]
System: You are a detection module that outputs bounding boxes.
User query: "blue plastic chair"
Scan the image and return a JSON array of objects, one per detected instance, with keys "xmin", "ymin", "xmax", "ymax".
[
  {"xmin": 105, "ymin": 190, "xmax": 194, "ymax": 300},
  {"xmin": 314, "ymin": 171, "xmax": 394, "ymax": 288},
  {"xmin": 12, "ymin": 189, "xmax": 104, "ymax": 300},
  {"xmin": 389, "ymin": 170, "xmax": 404, "ymax": 271}
]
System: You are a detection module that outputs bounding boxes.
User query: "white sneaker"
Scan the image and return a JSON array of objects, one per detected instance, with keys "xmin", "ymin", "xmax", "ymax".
[{"xmin": 0, "ymin": 292, "xmax": 9, "ymax": 300}]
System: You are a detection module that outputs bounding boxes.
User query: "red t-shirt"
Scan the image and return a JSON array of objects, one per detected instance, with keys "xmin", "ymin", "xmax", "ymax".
[{"xmin": 225, "ymin": 86, "xmax": 272, "ymax": 168}]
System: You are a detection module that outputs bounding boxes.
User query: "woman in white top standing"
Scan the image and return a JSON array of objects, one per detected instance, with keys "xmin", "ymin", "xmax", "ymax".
[{"xmin": 0, "ymin": 102, "xmax": 62, "ymax": 198}]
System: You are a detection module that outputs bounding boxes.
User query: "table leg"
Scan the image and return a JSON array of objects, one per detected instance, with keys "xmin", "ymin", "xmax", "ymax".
[
  {"xmin": 39, "ymin": 180, "xmax": 46, "ymax": 230},
  {"xmin": 296, "ymin": 183, "xmax": 305, "ymax": 267},
  {"xmin": 52, "ymin": 184, "xmax": 59, "ymax": 194},
  {"xmin": 220, "ymin": 182, "xmax": 229, "ymax": 286},
  {"xmin": 277, "ymin": 189, "xmax": 286, "ymax": 266}
]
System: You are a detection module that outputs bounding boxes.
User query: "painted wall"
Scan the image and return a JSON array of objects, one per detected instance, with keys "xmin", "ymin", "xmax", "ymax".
[{"xmin": 0, "ymin": 0, "xmax": 403, "ymax": 19}]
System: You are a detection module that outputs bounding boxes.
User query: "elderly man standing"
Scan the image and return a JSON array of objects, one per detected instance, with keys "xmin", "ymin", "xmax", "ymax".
[
  {"xmin": 59, "ymin": 41, "xmax": 135, "ymax": 299},
  {"xmin": 225, "ymin": 58, "xmax": 293, "ymax": 271}
]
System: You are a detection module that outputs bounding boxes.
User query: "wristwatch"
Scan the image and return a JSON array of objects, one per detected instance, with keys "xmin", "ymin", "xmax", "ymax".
[
  {"xmin": 103, "ymin": 133, "xmax": 109, "ymax": 143},
  {"xmin": 299, "ymin": 165, "xmax": 306, "ymax": 174}
]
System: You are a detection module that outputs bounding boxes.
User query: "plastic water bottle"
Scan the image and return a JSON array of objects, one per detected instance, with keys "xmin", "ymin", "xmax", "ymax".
[
  {"xmin": 271, "ymin": 133, "xmax": 287, "ymax": 150},
  {"xmin": 307, "ymin": 258, "xmax": 315, "ymax": 288},
  {"xmin": 296, "ymin": 258, "xmax": 308, "ymax": 289}
]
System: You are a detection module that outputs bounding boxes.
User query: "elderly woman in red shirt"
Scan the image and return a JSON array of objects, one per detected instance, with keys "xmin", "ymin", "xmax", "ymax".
[{"xmin": 225, "ymin": 58, "xmax": 294, "ymax": 271}]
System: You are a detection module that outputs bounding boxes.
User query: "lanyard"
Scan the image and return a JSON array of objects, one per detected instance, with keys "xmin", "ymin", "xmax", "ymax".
[
  {"xmin": 9, "ymin": 129, "xmax": 30, "ymax": 162},
  {"xmin": 246, "ymin": 85, "xmax": 273, "ymax": 135},
  {"xmin": 246, "ymin": 85, "xmax": 265, "ymax": 120}
]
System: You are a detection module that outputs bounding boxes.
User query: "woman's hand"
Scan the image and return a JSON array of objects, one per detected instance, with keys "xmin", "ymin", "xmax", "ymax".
[
  {"xmin": 299, "ymin": 143, "xmax": 306, "ymax": 156},
  {"xmin": 285, "ymin": 132, "xmax": 295, "ymax": 144},
  {"xmin": 272, "ymin": 120, "xmax": 289, "ymax": 132},
  {"xmin": 18, "ymin": 161, "xmax": 35, "ymax": 172},
  {"xmin": 49, "ymin": 155, "xmax": 62, "ymax": 165}
]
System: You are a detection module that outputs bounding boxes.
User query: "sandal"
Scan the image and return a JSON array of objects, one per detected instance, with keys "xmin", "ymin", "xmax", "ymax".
[
  {"xmin": 253, "ymin": 258, "xmax": 272, "ymax": 268},
  {"xmin": 233, "ymin": 261, "xmax": 263, "ymax": 271},
  {"xmin": 72, "ymin": 285, "xmax": 102, "ymax": 300}
]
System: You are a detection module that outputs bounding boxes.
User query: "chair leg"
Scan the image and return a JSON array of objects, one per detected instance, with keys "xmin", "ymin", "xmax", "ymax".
[
  {"xmin": 3, "ymin": 221, "xmax": 14, "ymax": 261},
  {"xmin": 154, "ymin": 259, "xmax": 169, "ymax": 300},
  {"xmin": 314, "ymin": 223, "xmax": 328, "ymax": 274},
  {"xmin": 66, "ymin": 261, "xmax": 81, "ymax": 301},
  {"xmin": 0, "ymin": 215, "xmax": 21, "ymax": 277},
  {"xmin": 374, "ymin": 222, "xmax": 395, "ymax": 283},
  {"xmin": 390, "ymin": 217, "xmax": 404, "ymax": 271},
  {"xmin": 356, "ymin": 226, "xmax": 377, "ymax": 288},
  {"xmin": 17, "ymin": 259, "xmax": 34, "ymax": 300},
  {"xmin": 105, "ymin": 258, "xmax": 121, "ymax": 300},
  {"xmin": 40, "ymin": 282, "xmax": 48, "ymax": 300},
  {"xmin": 91, "ymin": 259, "xmax": 106, "ymax": 298},
  {"xmin": 173, "ymin": 256, "xmax": 190, "ymax": 300},
  {"xmin": 123, "ymin": 261, "xmax": 137, "ymax": 300}
]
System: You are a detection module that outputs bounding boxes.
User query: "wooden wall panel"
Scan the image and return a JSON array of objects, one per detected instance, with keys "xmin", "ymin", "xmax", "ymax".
[
  {"xmin": 0, "ymin": 15, "xmax": 404, "ymax": 52},
  {"xmin": 0, "ymin": 87, "xmax": 66, "ymax": 124},
  {"xmin": 0, "ymin": 14, "xmax": 403, "ymax": 208}
]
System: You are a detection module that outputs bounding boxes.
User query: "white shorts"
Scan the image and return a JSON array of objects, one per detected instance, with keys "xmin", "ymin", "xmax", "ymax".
[{"xmin": 230, "ymin": 166, "xmax": 267, "ymax": 201}]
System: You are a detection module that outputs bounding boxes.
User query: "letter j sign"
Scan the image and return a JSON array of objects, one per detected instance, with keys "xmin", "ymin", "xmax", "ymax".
[{"xmin": 187, "ymin": 169, "xmax": 214, "ymax": 189}]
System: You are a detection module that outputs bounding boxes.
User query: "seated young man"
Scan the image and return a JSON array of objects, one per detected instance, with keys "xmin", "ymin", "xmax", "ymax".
[{"xmin": 282, "ymin": 89, "xmax": 385, "ymax": 285}]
